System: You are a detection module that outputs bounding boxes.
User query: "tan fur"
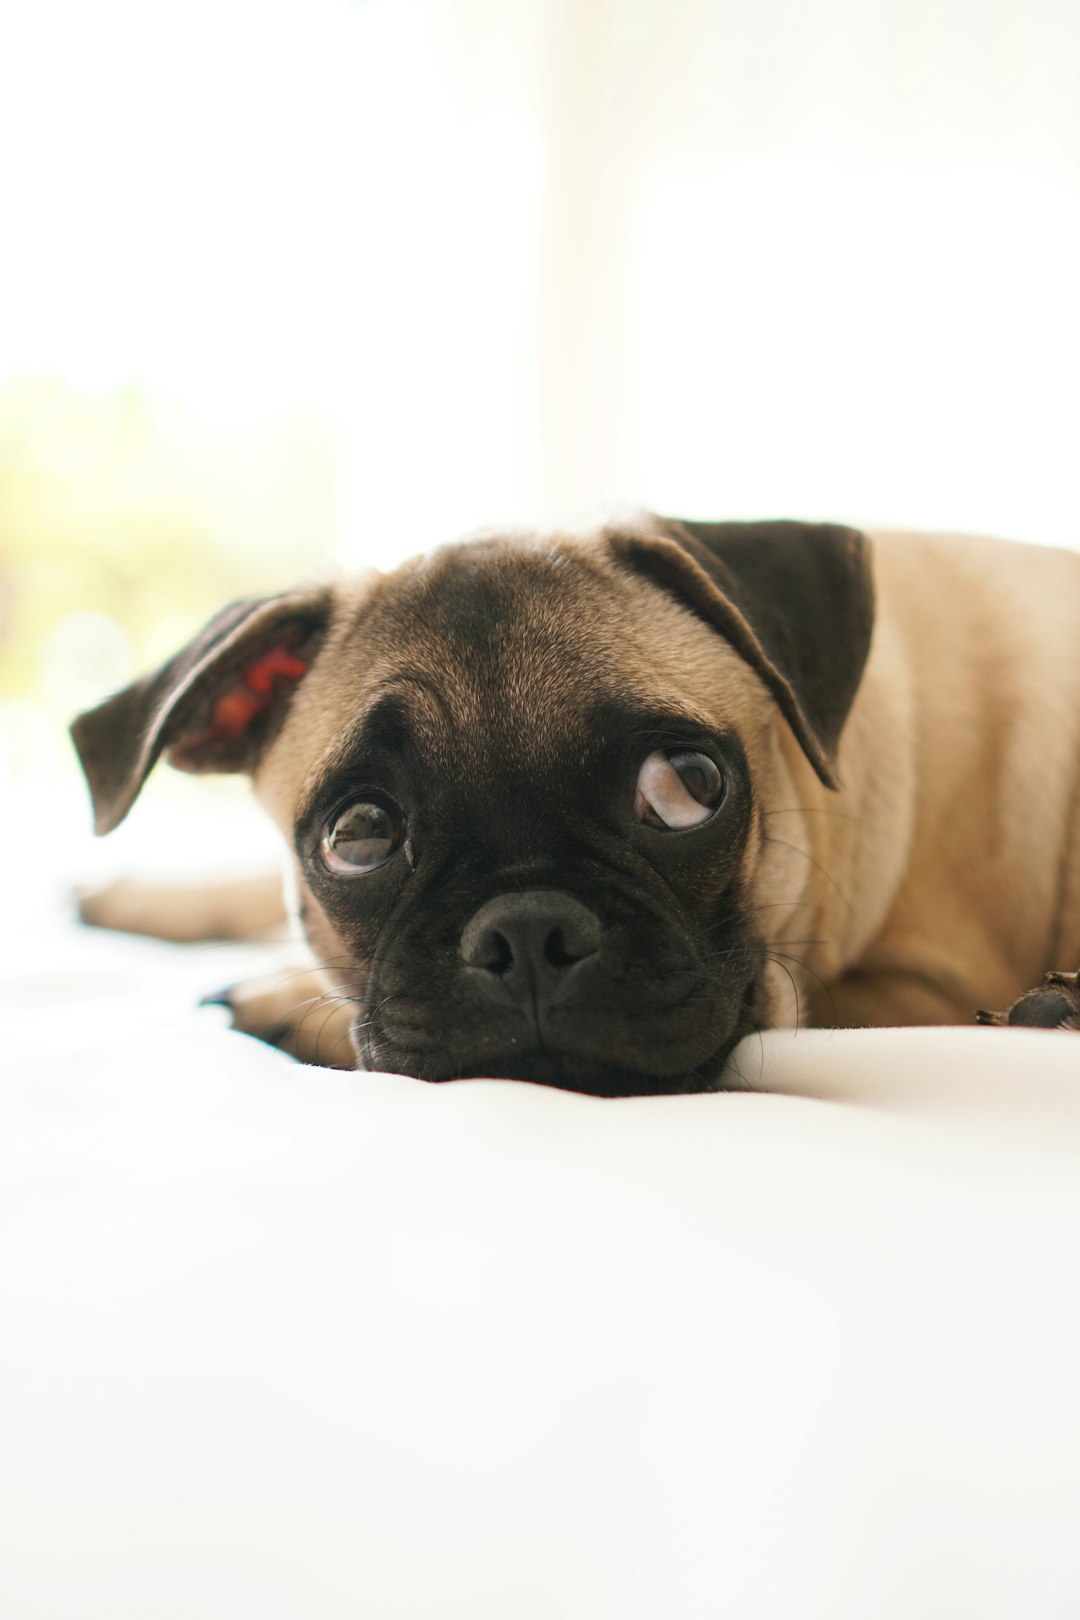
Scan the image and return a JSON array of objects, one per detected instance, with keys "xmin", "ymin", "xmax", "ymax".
[
  {"xmin": 79, "ymin": 524, "xmax": 1080, "ymax": 1064},
  {"xmin": 801, "ymin": 530, "xmax": 1080, "ymax": 1025},
  {"xmin": 77, "ymin": 872, "xmax": 288, "ymax": 944}
]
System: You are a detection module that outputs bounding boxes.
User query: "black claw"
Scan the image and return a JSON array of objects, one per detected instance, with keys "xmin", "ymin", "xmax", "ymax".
[{"xmin": 198, "ymin": 987, "xmax": 235, "ymax": 1010}]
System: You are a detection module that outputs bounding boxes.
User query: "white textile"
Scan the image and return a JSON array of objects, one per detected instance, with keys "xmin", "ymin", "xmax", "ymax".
[{"xmin": 2, "ymin": 904, "xmax": 1079, "ymax": 1618}]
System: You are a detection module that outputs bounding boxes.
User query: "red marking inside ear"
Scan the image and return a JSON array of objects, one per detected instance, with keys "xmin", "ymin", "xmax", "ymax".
[
  {"xmin": 244, "ymin": 646, "xmax": 309, "ymax": 693},
  {"xmin": 207, "ymin": 646, "xmax": 310, "ymax": 739}
]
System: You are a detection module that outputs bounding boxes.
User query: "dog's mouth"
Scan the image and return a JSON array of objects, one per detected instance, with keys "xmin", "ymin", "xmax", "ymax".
[
  {"xmin": 447, "ymin": 1041, "xmax": 744, "ymax": 1096},
  {"xmin": 355, "ymin": 977, "xmax": 761, "ymax": 1098}
]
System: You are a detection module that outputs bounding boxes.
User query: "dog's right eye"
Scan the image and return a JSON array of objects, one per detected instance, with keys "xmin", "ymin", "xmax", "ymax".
[{"xmin": 321, "ymin": 800, "xmax": 403, "ymax": 874}]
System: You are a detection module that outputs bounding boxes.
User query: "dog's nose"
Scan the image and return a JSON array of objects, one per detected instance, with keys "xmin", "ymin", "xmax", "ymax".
[{"xmin": 460, "ymin": 890, "xmax": 602, "ymax": 1010}]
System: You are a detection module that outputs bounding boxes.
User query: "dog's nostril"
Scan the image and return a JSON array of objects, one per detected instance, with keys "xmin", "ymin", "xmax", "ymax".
[
  {"xmin": 482, "ymin": 928, "xmax": 513, "ymax": 977},
  {"xmin": 474, "ymin": 926, "xmax": 587, "ymax": 974},
  {"xmin": 545, "ymin": 926, "xmax": 583, "ymax": 969},
  {"xmin": 460, "ymin": 891, "xmax": 603, "ymax": 988}
]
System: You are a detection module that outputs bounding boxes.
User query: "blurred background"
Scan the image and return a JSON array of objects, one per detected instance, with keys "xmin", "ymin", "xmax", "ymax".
[{"xmin": 2, "ymin": 0, "xmax": 1079, "ymax": 850}]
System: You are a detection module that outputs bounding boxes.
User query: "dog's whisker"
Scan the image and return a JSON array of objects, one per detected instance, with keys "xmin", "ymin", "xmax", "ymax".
[
  {"xmin": 765, "ymin": 946, "xmax": 838, "ymax": 1027},
  {"xmin": 740, "ymin": 900, "xmax": 823, "ymax": 918},
  {"xmin": 762, "ymin": 805, "xmax": 860, "ymax": 822},
  {"xmin": 257, "ymin": 964, "xmax": 365, "ymax": 999},
  {"xmin": 763, "ymin": 951, "xmax": 802, "ymax": 1035},
  {"xmin": 277, "ymin": 986, "xmax": 364, "ymax": 1055},
  {"xmin": 274, "ymin": 979, "xmax": 364, "ymax": 1018},
  {"xmin": 323, "ymin": 1023, "xmax": 362, "ymax": 1069},
  {"xmin": 314, "ymin": 1002, "xmax": 358, "ymax": 1069},
  {"xmin": 762, "ymin": 835, "xmax": 852, "ymax": 914}
]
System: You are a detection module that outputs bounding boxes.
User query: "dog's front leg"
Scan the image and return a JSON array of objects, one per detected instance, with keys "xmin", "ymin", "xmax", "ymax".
[
  {"xmin": 77, "ymin": 875, "xmax": 360, "ymax": 1066},
  {"xmin": 812, "ymin": 967, "xmax": 981, "ymax": 1028},
  {"xmin": 77, "ymin": 873, "xmax": 288, "ymax": 943},
  {"xmin": 203, "ymin": 967, "xmax": 359, "ymax": 1068}
]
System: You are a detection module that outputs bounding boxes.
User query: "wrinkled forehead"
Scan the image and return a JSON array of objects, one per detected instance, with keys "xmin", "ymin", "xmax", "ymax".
[
  {"xmin": 349, "ymin": 542, "xmax": 621, "ymax": 754},
  {"xmin": 261, "ymin": 537, "xmax": 763, "ymax": 820}
]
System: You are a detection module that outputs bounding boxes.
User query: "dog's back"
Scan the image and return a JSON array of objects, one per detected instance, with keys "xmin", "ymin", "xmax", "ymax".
[{"xmin": 817, "ymin": 530, "xmax": 1080, "ymax": 1025}]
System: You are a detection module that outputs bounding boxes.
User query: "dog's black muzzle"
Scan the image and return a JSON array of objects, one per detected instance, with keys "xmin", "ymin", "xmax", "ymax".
[{"xmin": 351, "ymin": 885, "xmax": 760, "ymax": 1096}]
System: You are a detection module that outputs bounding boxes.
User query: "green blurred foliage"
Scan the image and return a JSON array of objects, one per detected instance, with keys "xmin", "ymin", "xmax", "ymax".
[{"xmin": 0, "ymin": 376, "xmax": 345, "ymax": 704}]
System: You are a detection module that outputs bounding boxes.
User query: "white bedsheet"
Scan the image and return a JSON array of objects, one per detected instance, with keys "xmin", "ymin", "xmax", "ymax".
[{"xmin": 4, "ymin": 884, "xmax": 1080, "ymax": 1618}]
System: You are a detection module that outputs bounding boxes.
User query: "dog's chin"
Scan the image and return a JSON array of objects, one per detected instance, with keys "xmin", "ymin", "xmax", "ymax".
[
  {"xmin": 356, "ymin": 974, "xmax": 762, "ymax": 1097},
  {"xmin": 366, "ymin": 1028, "xmax": 752, "ymax": 1098},
  {"xmin": 452, "ymin": 1051, "xmax": 724, "ymax": 1097}
]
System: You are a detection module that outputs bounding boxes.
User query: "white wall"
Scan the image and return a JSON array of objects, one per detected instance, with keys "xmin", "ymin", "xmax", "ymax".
[{"xmin": 3, "ymin": 0, "xmax": 1078, "ymax": 563}]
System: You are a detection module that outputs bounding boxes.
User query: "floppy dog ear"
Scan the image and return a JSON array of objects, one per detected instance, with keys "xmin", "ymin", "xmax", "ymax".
[
  {"xmin": 71, "ymin": 589, "xmax": 332, "ymax": 834},
  {"xmin": 608, "ymin": 518, "xmax": 874, "ymax": 789}
]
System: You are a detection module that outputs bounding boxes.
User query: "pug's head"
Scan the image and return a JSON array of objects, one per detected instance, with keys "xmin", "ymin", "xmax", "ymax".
[{"xmin": 72, "ymin": 518, "xmax": 874, "ymax": 1095}]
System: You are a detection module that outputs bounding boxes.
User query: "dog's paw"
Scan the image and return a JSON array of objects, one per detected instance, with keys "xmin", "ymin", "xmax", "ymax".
[
  {"xmin": 201, "ymin": 969, "xmax": 358, "ymax": 1068},
  {"xmin": 976, "ymin": 970, "xmax": 1080, "ymax": 1031},
  {"xmin": 75, "ymin": 873, "xmax": 286, "ymax": 943}
]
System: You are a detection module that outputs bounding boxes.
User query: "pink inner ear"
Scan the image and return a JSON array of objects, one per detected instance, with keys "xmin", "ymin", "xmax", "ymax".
[{"xmin": 207, "ymin": 646, "xmax": 309, "ymax": 739}]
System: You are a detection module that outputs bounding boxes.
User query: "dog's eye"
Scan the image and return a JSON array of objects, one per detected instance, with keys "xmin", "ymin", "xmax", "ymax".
[
  {"xmin": 634, "ymin": 748, "xmax": 725, "ymax": 830},
  {"xmin": 321, "ymin": 800, "xmax": 403, "ymax": 874}
]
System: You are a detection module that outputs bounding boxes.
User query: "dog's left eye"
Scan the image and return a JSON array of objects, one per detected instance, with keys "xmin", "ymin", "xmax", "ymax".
[
  {"xmin": 634, "ymin": 748, "xmax": 725, "ymax": 830},
  {"xmin": 321, "ymin": 800, "xmax": 403, "ymax": 874}
]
